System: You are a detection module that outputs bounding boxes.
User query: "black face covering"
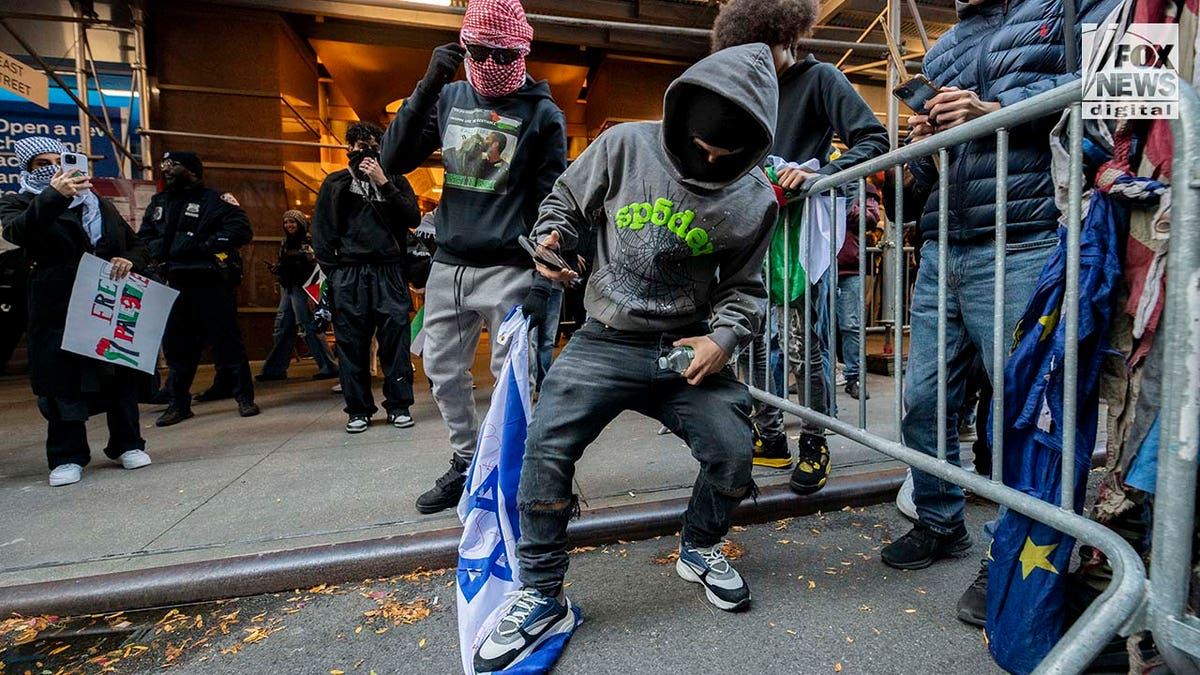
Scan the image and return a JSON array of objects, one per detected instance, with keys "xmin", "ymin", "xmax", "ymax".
[
  {"xmin": 348, "ymin": 148, "xmax": 380, "ymax": 179},
  {"xmin": 665, "ymin": 86, "xmax": 758, "ymax": 184}
]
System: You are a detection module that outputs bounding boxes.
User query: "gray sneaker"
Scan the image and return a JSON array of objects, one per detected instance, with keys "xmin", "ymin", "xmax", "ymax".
[
  {"xmin": 474, "ymin": 588, "xmax": 572, "ymax": 673},
  {"xmin": 676, "ymin": 541, "xmax": 751, "ymax": 611}
]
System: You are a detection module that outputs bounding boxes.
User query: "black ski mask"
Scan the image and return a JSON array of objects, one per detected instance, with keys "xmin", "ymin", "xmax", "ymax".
[
  {"xmin": 665, "ymin": 86, "xmax": 757, "ymax": 184},
  {"xmin": 348, "ymin": 147, "xmax": 380, "ymax": 179}
]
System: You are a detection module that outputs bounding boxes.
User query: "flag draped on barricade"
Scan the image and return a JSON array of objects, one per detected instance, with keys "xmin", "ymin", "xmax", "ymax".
[
  {"xmin": 456, "ymin": 307, "xmax": 581, "ymax": 675},
  {"xmin": 987, "ymin": 193, "xmax": 1125, "ymax": 674}
]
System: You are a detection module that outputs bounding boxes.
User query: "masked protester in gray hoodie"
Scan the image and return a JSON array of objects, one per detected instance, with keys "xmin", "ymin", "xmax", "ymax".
[{"xmin": 472, "ymin": 44, "xmax": 779, "ymax": 673}]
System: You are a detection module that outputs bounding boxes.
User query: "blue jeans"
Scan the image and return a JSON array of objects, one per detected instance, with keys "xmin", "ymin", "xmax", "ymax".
[
  {"xmin": 836, "ymin": 275, "xmax": 863, "ymax": 380},
  {"xmin": 532, "ymin": 285, "xmax": 563, "ymax": 389},
  {"xmin": 517, "ymin": 320, "xmax": 756, "ymax": 595},
  {"xmin": 261, "ymin": 285, "xmax": 338, "ymax": 377},
  {"xmin": 904, "ymin": 233, "xmax": 1057, "ymax": 535}
]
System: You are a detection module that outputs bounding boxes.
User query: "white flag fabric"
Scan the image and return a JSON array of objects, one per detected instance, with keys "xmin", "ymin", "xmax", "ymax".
[{"xmin": 799, "ymin": 193, "xmax": 847, "ymax": 286}]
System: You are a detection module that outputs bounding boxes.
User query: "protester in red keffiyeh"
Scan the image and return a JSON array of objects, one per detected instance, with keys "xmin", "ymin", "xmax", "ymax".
[{"xmin": 382, "ymin": 0, "xmax": 568, "ymax": 516}]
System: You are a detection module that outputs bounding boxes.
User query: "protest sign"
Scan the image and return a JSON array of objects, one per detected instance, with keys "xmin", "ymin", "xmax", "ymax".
[{"xmin": 62, "ymin": 253, "xmax": 178, "ymax": 373}]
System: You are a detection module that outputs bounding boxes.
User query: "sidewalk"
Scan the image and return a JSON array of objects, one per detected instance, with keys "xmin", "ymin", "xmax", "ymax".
[{"xmin": 0, "ymin": 349, "xmax": 912, "ymax": 590}]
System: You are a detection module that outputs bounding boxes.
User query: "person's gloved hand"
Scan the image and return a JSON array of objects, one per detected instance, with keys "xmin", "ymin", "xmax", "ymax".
[
  {"xmin": 522, "ymin": 284, "xmax": 551, "ymax": 328},
  {"xmin": 420, "ymin": 43, "xmax": 465, "ymax": 93}
]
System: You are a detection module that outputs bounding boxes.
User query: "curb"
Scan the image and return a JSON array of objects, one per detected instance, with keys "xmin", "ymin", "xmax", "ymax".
[{"xmin": 0, "ymin": 468, "xmax": 905, "ymax": 617}]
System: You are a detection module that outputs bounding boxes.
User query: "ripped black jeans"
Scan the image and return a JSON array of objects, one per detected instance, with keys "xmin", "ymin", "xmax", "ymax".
[{"xmin": 516, "ymin": 320, "xmax": 756, "ymax": 596}]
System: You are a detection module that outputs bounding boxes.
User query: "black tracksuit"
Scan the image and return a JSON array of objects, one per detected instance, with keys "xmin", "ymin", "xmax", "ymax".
[
  {"xmin": 139, "ymin": 183, "xmax": 255, "ymax": 409},
  {"xmin": 311, "ymin": 169, "xmax": 421, "ymax": 417}
]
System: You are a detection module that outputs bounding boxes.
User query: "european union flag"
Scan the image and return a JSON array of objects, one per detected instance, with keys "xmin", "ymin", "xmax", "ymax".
[
  {"xmin": 456, "ymin": 308, "xmax": 581, "ymax": 675},
  {"xmin": 987, "ymin": 193, "xmax": 1125, "ymax": 674}
]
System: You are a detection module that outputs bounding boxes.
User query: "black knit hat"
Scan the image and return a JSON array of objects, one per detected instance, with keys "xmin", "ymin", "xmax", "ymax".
[{"xmin": 162, "ymin": 151, "xmax": 203, "ymax": 179}]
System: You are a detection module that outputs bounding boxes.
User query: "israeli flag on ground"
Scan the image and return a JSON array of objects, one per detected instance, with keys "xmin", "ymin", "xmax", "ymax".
[{"xmin": 456, "ymin": 307, "xmax": 581, "ymax": 675}]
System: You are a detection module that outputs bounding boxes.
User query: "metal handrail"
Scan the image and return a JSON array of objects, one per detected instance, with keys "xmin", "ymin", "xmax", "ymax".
[
  {"xmin": 746, "ymin": 76, "xmax": 1174, "ymax": 673},
  {"xmin": 1150, "ymin": 82, "xmax": 1200, "ymax": 673}
]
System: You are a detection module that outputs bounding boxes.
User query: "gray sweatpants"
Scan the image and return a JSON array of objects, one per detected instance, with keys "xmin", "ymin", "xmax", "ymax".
[{"xmin": 423, "ymin": 261, "xmax": 536, "ymax": 461}]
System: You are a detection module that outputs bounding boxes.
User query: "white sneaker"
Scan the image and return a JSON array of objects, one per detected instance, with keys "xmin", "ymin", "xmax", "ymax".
[
  {"xmin": 835, "ymin": 363, "xmax": 848, "ymax": 387},
  {"xmin": 896, "ymin": 469, "xmax": 918, "ymax": 521},
  {"xmin": 346, "ymin": 415, "xmax": 370, "ymax": 433},
  {"xmin": 388, "ymin": 411, "xmax": 414, "ymax": 429},
  {"xmin": 118, "ymin": 449, "xmax": 152, "ymax": 470},
  {"xmin": 49, "ymin": 463, "xmax": 82, "ymax": 487},
  {"xmin": 331, "ymin": 383, "xmax": 343, "ymax": 394}
]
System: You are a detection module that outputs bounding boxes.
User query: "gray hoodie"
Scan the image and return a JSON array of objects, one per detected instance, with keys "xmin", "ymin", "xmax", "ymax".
[{"xmin": 532, "ymin": 43, "xmax": 780, "ymax": 355}]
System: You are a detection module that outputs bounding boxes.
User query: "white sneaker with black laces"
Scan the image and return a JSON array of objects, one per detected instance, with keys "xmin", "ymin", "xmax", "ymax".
[
  {"xmin": 345, "ymin": 415, "xmax": 370, "ymax": 434},
  {"xmin": 676, "ymin": 540, "xmax": 752, "ymax": 611},
  {"xmin": 473, "ymin": 588, "xmax": 573, "ymax": 673}
]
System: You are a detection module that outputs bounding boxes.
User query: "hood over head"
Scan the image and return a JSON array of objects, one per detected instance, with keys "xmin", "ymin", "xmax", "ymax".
[{"xmin": 662, "ymin": 43, "xmax": 778, "ymax": 190}]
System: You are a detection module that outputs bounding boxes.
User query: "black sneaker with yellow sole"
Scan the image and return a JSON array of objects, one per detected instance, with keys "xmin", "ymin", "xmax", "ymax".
[
  {"xmin": 789, "ymin": 432, "xmax": 830, "ymax": 495},
  {"xmin": 752, "ymin": 431, "xmax": 793, "ymax": 469}
]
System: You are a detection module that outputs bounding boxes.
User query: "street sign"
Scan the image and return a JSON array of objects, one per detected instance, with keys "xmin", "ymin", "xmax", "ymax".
[{"xmin": 0, "ymin": 50, "xmax": 48, "ymax": 109}]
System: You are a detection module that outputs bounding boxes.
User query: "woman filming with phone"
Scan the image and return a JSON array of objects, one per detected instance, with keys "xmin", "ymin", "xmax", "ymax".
[{"xmin": 0, "ymin": 136, "xmax": 153, "ymax": 487}]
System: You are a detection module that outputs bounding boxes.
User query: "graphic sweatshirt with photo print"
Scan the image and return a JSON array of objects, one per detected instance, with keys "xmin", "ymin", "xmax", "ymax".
[{"xmin": 382, "ymin": 75, "xmax": 568, "ymax": 269}]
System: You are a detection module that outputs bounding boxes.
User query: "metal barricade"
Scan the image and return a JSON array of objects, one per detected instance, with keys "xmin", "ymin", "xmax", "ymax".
[{"xmin": 745, "ymin": 80, "xmax": 1200, "ymax": 673}]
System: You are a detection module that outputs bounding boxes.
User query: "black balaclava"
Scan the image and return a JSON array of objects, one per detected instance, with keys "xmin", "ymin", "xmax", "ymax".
[{"xmin": 665, "ymin": 85, "xmax": 758, "ymax": 185}]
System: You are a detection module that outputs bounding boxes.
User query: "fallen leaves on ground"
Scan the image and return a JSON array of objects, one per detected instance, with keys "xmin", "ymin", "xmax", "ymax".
[
  {"xmin": 721, "ymin": 541, "xmax": 746, "ymax": 560},
  {"xmin": 0, "ymin": 615, "xmax": 60, "ymax": 646},
  {"xmin": 653, "ymin": 550, "xmax": 680, "ymax": 565},
  {"xmin": 567, "ymin": 546, "xmax": 598, "ymax": 554},
  {"xmin": 362, "ymin": 593, "xmax": 433, "ymax": 629},
  {"xmin": 397, "ymin": 568, "xmax": 448, "ymax": 583}
]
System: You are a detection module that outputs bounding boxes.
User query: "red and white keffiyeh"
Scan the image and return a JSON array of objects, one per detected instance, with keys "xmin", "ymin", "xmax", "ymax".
[{"xmin": 460, "ymin": 0, "xmax": 533, "ymax": 97}]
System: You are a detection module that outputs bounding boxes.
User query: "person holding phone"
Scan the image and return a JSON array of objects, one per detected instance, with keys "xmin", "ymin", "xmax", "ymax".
[
  {"xmin": 381, "ymin": 0, "xmax": 568, "ymax": 515},
  {"xmin": 310, "ymin": 122, "xmax": 421, "ymax": 434},
  {"xmin": 881, "ymin": 0, "xmax": 1123, "ymax": 628},
  {"xmin": 0, "ymin": 136, "xmax": 152, "ymax": 487}
]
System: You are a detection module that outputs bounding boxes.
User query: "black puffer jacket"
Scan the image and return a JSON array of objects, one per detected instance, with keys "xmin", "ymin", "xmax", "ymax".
[
  {"xmin": 276, "ymin": 225, "xmax": 317, "ymax": 288},
  {"xmin": 913, "ymin": 0, "xmax": 1122, "ymax": 242}
]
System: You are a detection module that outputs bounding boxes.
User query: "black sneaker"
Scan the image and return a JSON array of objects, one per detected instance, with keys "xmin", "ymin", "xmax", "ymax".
[
  {"xmin": 752, "ymin": 431, "xmax": 793, "ymax": 468},
  {"xmin": 880, "ymin": 523, "xmax": 972, "ymax": 570},
  {"xmin": 473, "ymin": 588, "xmax": 572, "ymax": 673},
  {"xmin": 416, "ymin": 457, "xmax": 469, "ymax": 514},
  {"xmin": 957, "ymin": 560, "xmax": 988, "ymax": 627},
  {"xmin": 155, "ymin": 406, "xmax": 194, "ymax": 427},
  {"xmin": 194, "ymin": 388, "xmax": 234, "ymax": 402},
  {"xmin": 844, "ymin": 378, "xmax": 870, "ymax": 400},
  {"xmin": 789, "ymin": 432, "xmax": 830, "ymax": 495},
  {"xmin": 237, "ymin": 401, "xmax": 261, "ymax": 417}
]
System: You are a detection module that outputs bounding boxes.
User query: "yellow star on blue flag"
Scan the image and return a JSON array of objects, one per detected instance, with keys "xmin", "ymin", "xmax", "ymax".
[{"xmin": 1018, "ymin": 537, "xmax": 1059, "ymax": 579}]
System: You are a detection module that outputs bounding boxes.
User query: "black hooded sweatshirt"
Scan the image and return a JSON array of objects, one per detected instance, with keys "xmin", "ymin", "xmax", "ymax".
[
  {"xmin": 311, "ymin": 169, "xmax": 420, "ymax": 269},
  {"xmin": 381, "ymin": 76, "xmax": 568, "ymax": 268},
  {"xmin": 772, "ymin": 55, "xmax": 889, "ymax": 177}
]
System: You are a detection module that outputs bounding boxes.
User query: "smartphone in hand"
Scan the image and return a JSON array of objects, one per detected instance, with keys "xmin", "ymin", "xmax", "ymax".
[
  {"xmin": 518, "ymin": 234, "xmax": 579, "ymax": 285},
  {"xmin": 59, "ymin": 151, "xmax": 91, "ymax": 193},
  {"xmin": 893, "ymin": 75, "xmax": 940, "ymax": 115}
]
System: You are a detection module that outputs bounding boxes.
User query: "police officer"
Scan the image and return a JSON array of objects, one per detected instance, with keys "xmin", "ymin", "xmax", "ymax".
[{"xmin": 139, "ymin": 151, "xmax": 260, "ymax": 426}]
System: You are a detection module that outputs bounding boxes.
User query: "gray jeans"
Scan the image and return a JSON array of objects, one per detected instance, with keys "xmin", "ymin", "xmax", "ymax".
[{"xmin": 516, "ymin": 320, "xmax": 756, "ymax": 595}]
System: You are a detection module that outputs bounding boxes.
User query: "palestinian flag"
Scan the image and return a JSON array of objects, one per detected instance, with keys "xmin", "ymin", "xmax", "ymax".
[
  {"xmin": 410, "ymin": 305, "xmax": 425, "ymax": 356},
  {"xmin": 303, "ymin": 267, "xmax": 326, "ymax": 306}
]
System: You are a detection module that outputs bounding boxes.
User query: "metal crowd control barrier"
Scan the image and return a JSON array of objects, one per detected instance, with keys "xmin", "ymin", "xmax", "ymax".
[{"xmin": 746, "ymin": 80, "xmax": 1200, "ymax": 673}]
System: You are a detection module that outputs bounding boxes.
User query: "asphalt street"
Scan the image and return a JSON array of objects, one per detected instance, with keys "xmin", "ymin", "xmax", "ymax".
[{"xmin": 1, "ymin": 499, "xmax": 1004, "ymax": 675}]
